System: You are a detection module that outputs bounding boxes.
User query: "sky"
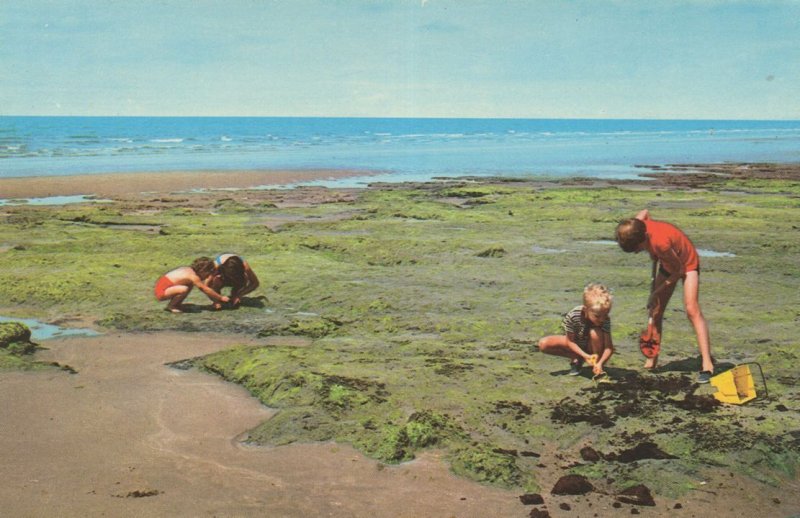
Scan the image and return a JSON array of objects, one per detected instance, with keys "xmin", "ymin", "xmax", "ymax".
[{"xmin": 1, "ymin": 1, "xmax": 799, "ymax": 119}]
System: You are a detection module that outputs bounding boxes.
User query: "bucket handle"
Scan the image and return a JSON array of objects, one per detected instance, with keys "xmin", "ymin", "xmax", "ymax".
[{"xmin": 741, "ymin": 362, "xmax": 769, "ymax": 400}]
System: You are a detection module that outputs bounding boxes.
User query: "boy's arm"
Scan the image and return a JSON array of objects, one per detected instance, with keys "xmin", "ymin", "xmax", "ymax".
[
  {"xmin": 635, "ymin": 209, "xmax": 650, "ymax": 221},
  {"xmin": 564, "ymin": 332, "xmax": 593, "ymax": 362},
  {"xmin": 191, "ymin": 274, "xmax": 229, "ymax": 303},
  {"xmin": 648, "ymin": 250, "xmax": 683, "ymax": 308},
  {"xmin": 595, "ymin": 332, "xmax": 613, "ymax": 373}
]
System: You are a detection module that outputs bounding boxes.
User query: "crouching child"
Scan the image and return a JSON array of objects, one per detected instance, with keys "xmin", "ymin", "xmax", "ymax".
[
  {"xmin": 154, "ymin": 256, "xmax": 229, "ymax": 313},
  {"xmin": 538, "ymin": 283, "xmax": 614, "ymax": 377}
]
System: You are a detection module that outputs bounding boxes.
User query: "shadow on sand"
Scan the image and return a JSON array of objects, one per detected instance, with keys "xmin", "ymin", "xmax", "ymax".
[
  {"xmin": 655, "ymin": 356, "xmax": 735, "ymax": 374},
  {"xmin": 549, "ymin": 365, "xmax": 639, "ymax": 380},
  {"xmin": 172, "ymin": 296, "xmax": 268, "ymax": 313}
]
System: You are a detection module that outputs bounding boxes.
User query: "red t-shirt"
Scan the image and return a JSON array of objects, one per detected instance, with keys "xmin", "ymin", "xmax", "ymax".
[{"xmin": 644, "ymin": 219, "xmax": 699, "ymax": 273}]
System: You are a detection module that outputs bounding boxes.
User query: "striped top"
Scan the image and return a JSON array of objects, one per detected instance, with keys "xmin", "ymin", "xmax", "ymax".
[{"xmin": 562, "ymin": 306, "xmax": 611, "ymax": 351}]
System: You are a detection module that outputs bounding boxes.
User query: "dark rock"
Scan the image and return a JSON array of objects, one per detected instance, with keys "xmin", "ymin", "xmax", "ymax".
[
  {"xmin": 520, "ymin": 450, "xmax": 541, "ymax": 458},
  {"xmin": 530, "ymin": 508, "xmax": 551, "ymax": 518},
  {"xmin": 580, "ymin": 446, "xmax": 601, "ymax": 462},
  {"xmin": 125, "ymin": 489, "xmax": 160, "ymax": 498},
  {"xmin": 519, "ymin": 494, "xmax": 545, "ymax": 505},
  {"xmin": 607, "ymin": 442, "xmax": 676, "ymax": 463},
  {"xmin": 559, "ymin": 502, "xmax": 571, "ymax": 510},
  {"xmin": 551, "ymin": 474, "xmax": 594, "ymax": 495},
  {"xmin": 672, "ymin": 394, "xmax": 720, "ymax": 413},
  {"xmin": 616, "ymin": 484, "xmax": 656, "ymax": 507}
]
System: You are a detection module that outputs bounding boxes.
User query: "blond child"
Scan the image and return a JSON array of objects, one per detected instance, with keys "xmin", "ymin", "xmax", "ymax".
[
  {"xmin": 154, "ymin": 257, "xmax": 229, "ymax": 313},
  {"xmin": 615, "ymin": 209, "xmax": 713, "ymax": 383},
  {"xmin": 538, "ymin": 283, "xmax": 614, "ymax": 377}
]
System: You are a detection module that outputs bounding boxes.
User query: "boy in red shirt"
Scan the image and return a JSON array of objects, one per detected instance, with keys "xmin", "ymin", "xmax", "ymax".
[{"xmin": 615, "ymin": 210, "xmax": 713, "ymax": 383}]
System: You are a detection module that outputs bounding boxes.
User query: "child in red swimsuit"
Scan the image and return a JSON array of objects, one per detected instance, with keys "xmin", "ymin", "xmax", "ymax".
[
  {"xmin": 615, "ymin": 210, "xmax": 713, "ymax": 383},
  {"xmin": 154, "ymin": 257, "xmax": 229, "ymax": 313}
]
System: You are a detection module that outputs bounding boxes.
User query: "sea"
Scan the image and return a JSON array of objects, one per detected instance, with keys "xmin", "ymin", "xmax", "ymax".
[{"xmin": 1, "ymin": 116, "xmax": 799, "ymax": 189}]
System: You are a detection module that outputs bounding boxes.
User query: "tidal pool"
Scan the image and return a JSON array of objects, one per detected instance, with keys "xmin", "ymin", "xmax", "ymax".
[
  {"xmin": 583, "ymin": 240, "xmax": 618, "ymax": 246},
  {"xmin": 0, "ymin": 316, "xmax": 100, "ymax": 341},
  {"xmin": 583, "ymin": 241, "xmax": 737, "ymax": 258},
  {"xmin": 531, "ymin": 245, "xmax": 568, "ymax": 254},
  {"xmin": 697, "ymin": 248, "xmax": 736, "ymax": 258},
  {"xmin": 0, "ymin": 195, "xmax": 110, "ymax": 206}
]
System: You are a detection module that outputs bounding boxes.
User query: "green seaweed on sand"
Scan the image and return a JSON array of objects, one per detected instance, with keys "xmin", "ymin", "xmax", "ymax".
[{"xmin": 2, "ymin": 166, "xmax": 800, "ymax": 496}]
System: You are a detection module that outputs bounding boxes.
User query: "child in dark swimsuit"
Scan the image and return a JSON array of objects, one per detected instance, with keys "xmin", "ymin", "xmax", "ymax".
[
  {"xmin": 154, "ymin": 257, "xmax": 229, "ymax": 313},
  {"xmin": 208, "ymin": 253, "xmax": 260, "ymax": 309}
]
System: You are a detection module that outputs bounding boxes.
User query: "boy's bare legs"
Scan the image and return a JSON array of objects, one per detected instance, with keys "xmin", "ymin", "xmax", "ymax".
[
  {"xmin": 538, "ymin": 335, "xmax": 590, "ymax": 362},
  {"xmin": 162, "ymin": 285, "xmax": 190, "ymax": 313},
  {"xmin": 683, "ymin": 271, "xmax": 713, "ymax": 372},
  {"xmin": 648, "ymin": 271, "xmax": 678, "ymax": 369}
]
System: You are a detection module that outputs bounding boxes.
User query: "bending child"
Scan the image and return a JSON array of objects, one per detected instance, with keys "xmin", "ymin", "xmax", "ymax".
[
  {"xmin": 615, "ymin": 209, "xmax": 713, "ymax": 383},
  {"xmin": 538, "ymin": 283, "xmax": 614, "ymax": 377},
  {"xmin": 154, "ymin": 256, "xmax": 229, "ymax": 313},
  {"xmin": 208, "ymin": 253, "xmax": 260, "ymax": 308}
]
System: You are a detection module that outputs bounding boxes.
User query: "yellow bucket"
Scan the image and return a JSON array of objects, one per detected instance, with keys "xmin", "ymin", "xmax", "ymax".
[{"xmin": 709, "ymin": 363, "xmax": 767, "ymax": 405}]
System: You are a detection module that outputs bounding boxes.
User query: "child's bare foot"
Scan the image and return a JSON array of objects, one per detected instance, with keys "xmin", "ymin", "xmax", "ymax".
[
  {"xmin": 165, "ymin": 306, "xmax": 183, "ymax": 314},
  {"xmin": 213, "ymin": 303, "xmax": 223, "ymax": 311},
  {"xmin": 644, "ymin": 356, "xmax": 658, "ymax": 370}
]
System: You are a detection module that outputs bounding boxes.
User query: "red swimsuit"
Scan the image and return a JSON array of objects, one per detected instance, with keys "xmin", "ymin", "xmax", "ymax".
[{"xmin": 154, "ymin": 275, "xmax": 176, "ymax": 299}]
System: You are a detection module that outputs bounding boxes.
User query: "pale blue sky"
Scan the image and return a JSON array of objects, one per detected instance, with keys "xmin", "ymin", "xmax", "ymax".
[{"xmin": 2, "ymin": 1, "xmax": 799, "ymax": 119}]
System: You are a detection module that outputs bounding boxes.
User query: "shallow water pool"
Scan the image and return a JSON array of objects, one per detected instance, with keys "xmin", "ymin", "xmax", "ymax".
[
  {"xmin": 0, "ymin": 195, "xmax": 111, "ymax": 206},
  {"xmin": 0, "ymin": 316, "xmax": 101, "ymax": 341}
]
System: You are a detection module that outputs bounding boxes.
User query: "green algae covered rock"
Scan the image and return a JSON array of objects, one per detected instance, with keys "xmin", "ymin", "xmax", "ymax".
[
  {"xmin": 373, "ymin": 410, "xmax": 467, "ymax": 463},
  {"xmin": 450, "ymin": 444, "xmax": 523, "ymax": 487},
  {"xmin": 0, "ymin": 321, "xmax": 35, "ymax": 355}
]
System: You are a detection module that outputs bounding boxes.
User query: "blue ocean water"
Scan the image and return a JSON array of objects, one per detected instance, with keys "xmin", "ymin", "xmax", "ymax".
[{"xmin": 1, "ymin": 117, "xmax": 799, "ymax": 186}]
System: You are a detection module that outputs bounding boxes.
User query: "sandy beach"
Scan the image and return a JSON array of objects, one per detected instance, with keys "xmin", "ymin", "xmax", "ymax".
[
  {"xmin": 3, "ymin": 333, "xmax": 794, "ymax": 517},
  {"xmin": 0, "ymin": 332, "xmax": 524, "ymax": 517},
  {"xmin": 2, "ymin": 164, "xmax": 799, "ymax": 517},
  {"xmin": 0, "ymin": 169, "xmax": 367, "ymax": 199}
]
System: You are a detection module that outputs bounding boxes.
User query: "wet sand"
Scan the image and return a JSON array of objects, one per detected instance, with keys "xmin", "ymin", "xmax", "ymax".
[
  {"xmin": 0, "ymin": 332, "xmax": 523, "ymax": 517},
  {"xmin": 4, "ymin": 333, "xmax": 796, "ymax": 517},
  {"xmin": 0, "ymin": 169, "xmax": 368, "ymax": 199}
]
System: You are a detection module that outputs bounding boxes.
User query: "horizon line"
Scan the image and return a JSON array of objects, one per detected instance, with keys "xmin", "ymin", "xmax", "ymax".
[{"xmin": 2, "ymin": 114, "xmax": 800, "ymax": 123}]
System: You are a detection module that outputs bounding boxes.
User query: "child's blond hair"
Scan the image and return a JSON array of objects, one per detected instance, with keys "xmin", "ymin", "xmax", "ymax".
[{"xmin": 583, "ymin": 283, "xmax": 613, "ymax": 313}]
